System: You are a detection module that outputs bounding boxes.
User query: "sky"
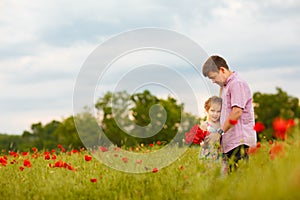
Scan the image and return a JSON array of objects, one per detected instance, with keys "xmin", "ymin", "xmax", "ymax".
[{"xmin": 1, "ymin": 0, "xmax": 300, "ymax": 135}]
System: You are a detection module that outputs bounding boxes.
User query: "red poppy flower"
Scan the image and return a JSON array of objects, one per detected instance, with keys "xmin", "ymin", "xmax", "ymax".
[
  {"xmin": 58, "ymin": 144, "xmax": 63, "ymax": 149},
  {"xmin": 99, "ymin": 146, "xmax": 108, "ymax": 152},
  {"xmin": 84, "ymin": 155, "xmax": 92, "ymax": 161},
  {"xmin": 71, "ymin": 149, "xmax": 79, "ymax": 154},
  {"xmin": 185, "ymin": 124, "xmax": 208, "ymax": 145},
  {"xmin": 152, "ymin": 167, "xmax": 158, "ymax": 173},
  {"xmin": 114, "ymin": 147, "xmax": 122, "ymax": 152},
  {"xmin": 19, "ymin": 166, "xmax": 25, "ymax": 171},
  {"xmin": 149, "ymin": 143, "xmax": 154, "ymax": 147},
  {"xmin": 32, "ymin": 147, "xmax": 38, "ymax": 153},
  {"xmin": 229, "ymin": 119, "xmax": 238, "ymax": 125},
  {"xmin": 64, "ymin": 162, "xmax": 72, "ymax": 169},
  {"xmin": 256, "ymin": 142, "xmax": 261, "ymax": 148},
  {"xmin": 269, "ymin": 143, "xmax": 285, "ymax": 160},
  {"xmin": 273, "ymin": 118, "xmax": 288, "ymax": 140},
  {"xmin": 31, "ymin": 154, "xmax": 39, "ymax": 159},
  {"xmin": 194, "ymin": 128, "xmax": 208, "ymax": 144},
  {"xmin": 253, "ymin": 122, "xmax": 265, "ymax": 133},
  {"xmin": 10, "ymin": 159, "xmax": 17, "ymax": 164},
  {"xmin": 52, "ymin": 160, "xmax": 76, "ymax": 171},
  {"xmin": 247, "ymin": 147, "xmax": 257, "ymax": 155},
  {"xmin": 55, "ymin": 160, "xmax": 64, "ymax": 167},
  {"xmin": 21, "ymin": 152, "xmax": 29, "ymax": 156},
  {"xmin": 9, "ymin": 151, "xmax": 17, "ymax": 156},
  {"xmin": 63, "ymin": 162, "xmax": 69, "ymax": 168},
  {"xmin": 80, "ymin": 147, "xmax": 85, "ymax": 152},
  {"xmin": 68, "ymin": 165, "xmax": 76, "ymax": 171},
  {"xmin": 90, "ymin": 178, "xmax": 97, "ymax": 182},
  {"xmin": 52, "ymin": 154, "xmax": 57, "ymax": 160},
  {"xmin": 23, "ymin": 159, "xmax": 31, "ymax": 167},
  {"xmin": 268, "ymin": 140, "xmax": 273, "ymax": 145},
  {"xmin": 157, "ymin": 141, "xmax": 161, "ymax": 145},
  {"xmin": 287, "ymin": 119, "xmax": 295, "ymax": 127},
  {"xmin": 0, "ymin": 157, "xmax": 7, "ymax": 166},
  {"xmin": 122, "ymin": 157, "xmax": 128, "ymax": 163},
  {"xmin": 273, "ymin": 118, "xmax": 288, "ymax": 132},
  {"xmin": 44, "ymin": 154, "xmax": 51, "ymax": 160}
]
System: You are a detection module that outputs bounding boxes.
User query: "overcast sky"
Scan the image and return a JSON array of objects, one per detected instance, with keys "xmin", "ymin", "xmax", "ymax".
[{"xmin": 1, "ymin": 0, "xmax": 299, "ymax": 135}]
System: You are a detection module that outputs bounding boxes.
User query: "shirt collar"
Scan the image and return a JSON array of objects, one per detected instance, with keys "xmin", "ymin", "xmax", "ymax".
[{"xmin": 224, "ymin": 71, "xmax": 236, "ymax": 87}]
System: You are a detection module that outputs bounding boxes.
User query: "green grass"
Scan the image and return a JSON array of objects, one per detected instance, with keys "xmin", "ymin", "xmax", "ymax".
[{"xmin": 1, "ymin": 132, "xmax": 300, "ymax": 200}]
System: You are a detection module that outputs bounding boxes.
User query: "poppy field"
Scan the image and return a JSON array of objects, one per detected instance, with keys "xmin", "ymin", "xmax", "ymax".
[{"xmin": 1, "ymin": 119, "xmax": 300, "ymax": 200}]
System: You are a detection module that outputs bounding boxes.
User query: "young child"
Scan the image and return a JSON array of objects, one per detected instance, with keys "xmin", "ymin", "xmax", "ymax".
[{"xmin": 199, "ymin": 96, "xmax": 222, "ymax": 161}]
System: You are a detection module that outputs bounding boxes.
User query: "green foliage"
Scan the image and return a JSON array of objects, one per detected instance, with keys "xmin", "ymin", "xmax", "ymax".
[
  {"xmin": 73, "ymin": 110, "xmax": 104, "ymax": 148},
  {"xmin": 20, "ymin": 121, "xmax": 61, "ymax": 150},
  {"xmin": 1, "ymin": 131, "xmax": 300, "ymax": 199},
  {"xmin": 95, "ymin": 90, "xmax": 194, "ymax": 147},
  {"xmin": 253, "ymin": 87, "xmax": 299, "ymax": 126},
  {"xmin": 131, "ymin": 90, "xmax": 159, "ymax": 127},
  {"xmin": 253, "ymin": 87, "xmax": 300, "ymax": 140},
  {"xmin": 0, "ymin": 90, "xmax": 198, "ymax": 151},
  {"xmin": 0, "ymin": 134, "xmax": 23, "ymax": 152},
  {"xmin": 95, "ymin": 91, "xmax": 132, "ymax": 146},
  {"xmin": 53, "ymin": 116, "xmax": 84, "ymax": 149},
  {"xmin": 0, "ymin": 118, "xmax": 85, "ymax": 152},
  {"xmin": 2, "ymin": 87, "xmax": 299, "ymax": 151}
]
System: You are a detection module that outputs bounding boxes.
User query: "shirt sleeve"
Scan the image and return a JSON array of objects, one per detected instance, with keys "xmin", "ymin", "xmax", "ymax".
[{"xmin": 229, "ymin": 81, "xmax": 250, "ymax": 109}]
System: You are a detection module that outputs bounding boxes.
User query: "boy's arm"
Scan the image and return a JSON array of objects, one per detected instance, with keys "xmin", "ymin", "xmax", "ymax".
[{"xmin": 221, "ymin": 106, "xmax": 243, "ymax": 133}]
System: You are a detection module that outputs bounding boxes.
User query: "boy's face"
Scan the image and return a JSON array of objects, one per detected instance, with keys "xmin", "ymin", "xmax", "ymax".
[
  {"xmin": 207, "ymin": 69, "xmax": 227, "ymax": 87},
  {"xmin": 207, "ymin": 103, "xmax": 221, "ymax": 123}
]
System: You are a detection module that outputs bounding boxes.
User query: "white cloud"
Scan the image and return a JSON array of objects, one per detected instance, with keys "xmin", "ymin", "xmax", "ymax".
[
  {"xmin": 0, "ymin": 0, "xmax": 299, "ymax": 134},
  {"xmin": 185, "ymin": 0, "xmax": 300, "ymax": 68},
  {"xmin": 0, "ymin": 41, "xmax": 96, "ymax": 134},
  {"xmin": 239, "ymin": 65, "xmax": 300, "ymax": 98}
]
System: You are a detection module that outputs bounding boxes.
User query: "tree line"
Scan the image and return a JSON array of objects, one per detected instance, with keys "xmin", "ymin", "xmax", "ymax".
[{"xmin": 0, "ymin": 87, "xmax": 299, "ymax": 152}]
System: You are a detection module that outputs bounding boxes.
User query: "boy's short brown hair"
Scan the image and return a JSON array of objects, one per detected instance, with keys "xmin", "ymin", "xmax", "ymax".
[{"xmin": 202, "ymin": 55, "xmax": 229, "ymax": 77}]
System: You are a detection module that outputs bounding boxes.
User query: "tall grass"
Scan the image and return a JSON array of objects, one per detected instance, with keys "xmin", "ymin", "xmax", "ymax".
[{"xmin": 1, "ymin": 131, "xmax": 300, "ymax": 200}]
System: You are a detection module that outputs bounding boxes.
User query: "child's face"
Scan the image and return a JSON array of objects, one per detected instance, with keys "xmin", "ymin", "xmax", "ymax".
[
  {"xmin": 207, "ymin": 70, "xmax": 227, "ymax": 87},
  {"xmin": 207, "ymin": 103, "xmax": 221, "ymax": 123}
]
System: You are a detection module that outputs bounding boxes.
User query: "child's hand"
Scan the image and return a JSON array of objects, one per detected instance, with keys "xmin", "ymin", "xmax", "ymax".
[
  {"xmin": 200, "ymin": 121, "xmax": 207, "ymax": 131},
  {"xmin": 204, "ymin": 132, "xmax": 221, "ymax": 145}
]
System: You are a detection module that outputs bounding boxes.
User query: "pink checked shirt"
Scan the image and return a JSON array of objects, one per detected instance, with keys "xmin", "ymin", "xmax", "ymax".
[{"xmin": 220, "ymin": 72, "xmax": 257, "ymax": 153}]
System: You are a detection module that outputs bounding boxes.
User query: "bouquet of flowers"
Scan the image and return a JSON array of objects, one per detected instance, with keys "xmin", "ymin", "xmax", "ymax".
[{"xmin": 185, "ymin": 124, "xmax": 208, "ymax": 145}]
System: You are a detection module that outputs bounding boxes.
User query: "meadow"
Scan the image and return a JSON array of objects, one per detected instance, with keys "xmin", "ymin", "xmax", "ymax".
[{"xmin": 1, "ymin": 128, "xmax": 300, "ymax": 200}]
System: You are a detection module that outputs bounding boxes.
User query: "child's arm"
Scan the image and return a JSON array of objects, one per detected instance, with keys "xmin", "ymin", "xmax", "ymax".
[
  {"xmin": 199, "ymin": 122, "xmax": 209, "ymax": 148},
  {"xmin": 199, "ymin": 121, "xmax": 207, "ymax": 131}
]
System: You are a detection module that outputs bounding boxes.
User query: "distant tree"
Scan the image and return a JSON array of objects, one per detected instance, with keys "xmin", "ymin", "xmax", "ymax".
[
  {"xmin": 21, "ymin": 120, "xmax": 61, "ymax": 150},
  {"xmin": 53, "ymin": 116, "xmax": 84, "ymax": 149},
  {"xmin": 0, "ymin": 134, "xmax": 22, "ymax": 152},
  {"xmin": 253, "ymin": 87, "xmax": 300, "ymax": 140},
  {"xmin": 95, "ymin": 91, "xmax": 132, "ymax": 146},
  {"xmin": 0, "ymin": 90, "xmax": 199, "ymax": 151},
  {"xmin": 73, "ymin": 110, "xmax": 104, "ymax": 149},
  {"xmin": 131, "ymin": 90, "xmax": 159, "ymax": 127},
  {"xmin": 95, "ymin": 90, "xmax": 197, "ymax": 147}
]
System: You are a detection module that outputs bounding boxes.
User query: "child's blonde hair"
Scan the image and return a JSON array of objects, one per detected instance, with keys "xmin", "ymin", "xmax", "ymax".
[{"xmin": 204, "ymin": 96, "xmax": 222, "ymax": 112}]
